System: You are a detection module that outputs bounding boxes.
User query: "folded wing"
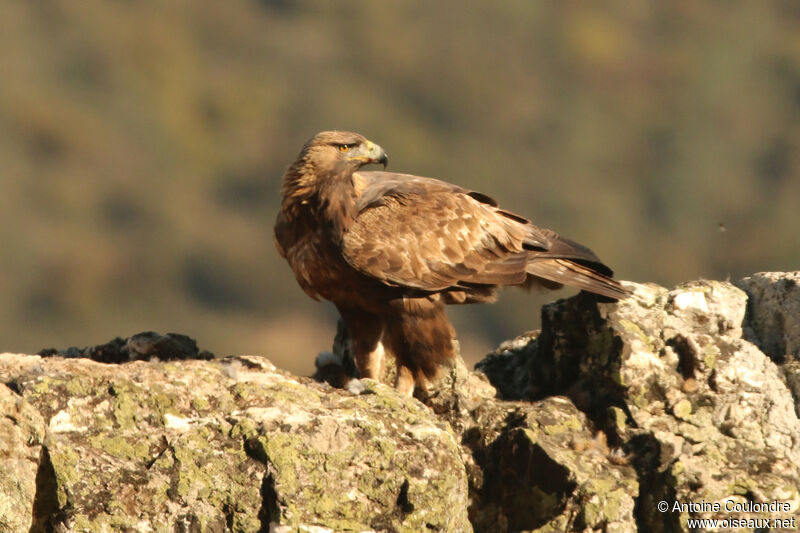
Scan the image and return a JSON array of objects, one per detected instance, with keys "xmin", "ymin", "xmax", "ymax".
[{"xmin": 342, "ymin": 171, "xmax": 629, "ymax": 300}]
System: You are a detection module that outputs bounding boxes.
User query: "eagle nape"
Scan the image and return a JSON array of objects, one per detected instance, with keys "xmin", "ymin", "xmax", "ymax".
[{"xmin": 274, "ymin": 130, "xmax": 629, "ymax": 397}]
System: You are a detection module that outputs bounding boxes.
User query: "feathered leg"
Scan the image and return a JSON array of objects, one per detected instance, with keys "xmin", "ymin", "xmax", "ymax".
[
  {"xmin": 336, "ymin": 306, "xmax": 385, "ymax": 381},
  {"xmin": 386, "ymin": 297, "xmax": 456, "ymax": 397}
]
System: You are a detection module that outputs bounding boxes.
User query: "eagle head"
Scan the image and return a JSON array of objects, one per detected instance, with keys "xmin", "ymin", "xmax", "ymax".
[{"xmin": 301, "ymin": 131, "xmax": 388, "ymax": 172}]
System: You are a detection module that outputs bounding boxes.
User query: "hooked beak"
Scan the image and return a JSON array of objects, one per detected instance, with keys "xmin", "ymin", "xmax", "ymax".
[{"xmin": 349, "ymin": 140, "xmax": 388, "ymax": 169}]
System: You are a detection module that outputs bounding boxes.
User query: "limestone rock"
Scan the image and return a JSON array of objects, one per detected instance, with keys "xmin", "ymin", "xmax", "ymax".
[
  {"xmin": 0, "ymin": 383, "xmax": 46, "ymax": 533},
  {"xmin": 513, "ymin": 280, "xmax": 800, "ymax": 531},
  {"xmin": 0, "ymin": 353, "xmax": 470, "ymax": 532},
  {"xmin": 329, "ymin": 319, "xmax": 639, "ymax": 531},
  {"xmin": 3, "ymin": 273, "xmax": 800, "ymax": 532},
  {"xmin": 474, "ymin": 330, "xmax": 539, "ymax": 401},
  {"xmin": 737, "ymin": 272, "xmax": 800, "ymax": 418},
  {"xmin": 736, "ymin": 271, "xmax": 800, "ymax": 362}
]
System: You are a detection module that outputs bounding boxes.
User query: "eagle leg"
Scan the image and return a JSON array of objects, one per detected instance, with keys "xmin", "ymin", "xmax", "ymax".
[
  {"xmin": 336, "ymin": 306, "xmax": 385, "ymax": 381},
  {"xmin": 386, "ymin": 298, "xmax": 456, "ymax": 396},
  {"xmin": 395, "ymin": 365, "xmax": 415, "ymax": 397}
]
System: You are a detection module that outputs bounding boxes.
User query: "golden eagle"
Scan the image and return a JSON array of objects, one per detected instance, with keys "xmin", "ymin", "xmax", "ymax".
[{"xmin": 274, "ymin": 131, "xmax": 629, "ymax": 395}]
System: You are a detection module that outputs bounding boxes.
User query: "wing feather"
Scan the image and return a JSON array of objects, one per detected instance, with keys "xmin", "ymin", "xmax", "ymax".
[
  {"xmin": 343, "ymin": 172, "xmax": 530, "ymax": 291},
  {"xmin": 526, "ymin": 259, "xmax": 630, "ymax": 299},
  {"xmin": 343, "ymin": 171, "xmax": 628, "ymax": 300}
]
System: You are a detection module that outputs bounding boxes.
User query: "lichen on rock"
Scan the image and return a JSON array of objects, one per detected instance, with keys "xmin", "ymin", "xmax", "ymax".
[
  {"xmin": 499, "ymin": 279, "xmax": 800, "ymax": 531},
  {"xmin": 0, "ymin": 353, "xmax": 470, "ymax": 532},
  {"xmin": 2, "ymin": 272, "xmax": 800, "ymax": 532}
]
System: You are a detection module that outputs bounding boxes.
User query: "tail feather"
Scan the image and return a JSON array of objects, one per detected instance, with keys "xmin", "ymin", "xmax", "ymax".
[{"xmin": 526, "ymin": 258, "xmax": 630, "ymax": 300}]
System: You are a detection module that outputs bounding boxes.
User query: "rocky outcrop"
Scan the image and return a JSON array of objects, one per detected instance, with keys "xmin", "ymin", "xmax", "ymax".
[
  {"xmin": 737, "ymin": 272, "xmax": 800, "ymax": 420},
  {"xmin": 38, "ymin": 331, "xmax": 215, "ymax": 363},
  {"xmin": 0, "ymin": 354, "xmax": 469, "ymax": 532},
  {"xmin": 423, "ymin": 275, "xmax": 800, "ymax": 532},
  {"xmin": 1, "ymin": 273, "xmax": 800, "ymax": 532},
  {"xmin": 497, "ymin": 279, "xmax": 800, "ymax": 532},
  {"xmin": 736, "ymin": 272, "xmax": 800, "ymax": 363}
]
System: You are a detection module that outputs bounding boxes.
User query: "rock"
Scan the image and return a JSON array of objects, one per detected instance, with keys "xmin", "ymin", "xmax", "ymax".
[
  {"xmin": 0, "ymin": 353, "xmax": 470, "ymax": 532},
  {"xmin": 737, "ymin": 272, "xmax": 800, "ymax": 417},
  {"xmin": 437, "ymin": 387, "xmax": 638, "ymax": 533},
  {"xmin": 327, "ymin": 317, "xmax": 639, "ymax": 531},
  {"xmin": 736, "ymin": 272, "xmax": 800, "ymax": 362},
  {"xmin": 0, "ymin": 383, "xmax": 47, "ymax": 533},
  {"xmin": 509, "ymin": 280, "xmax": 800, "ymax": 531},
  {"xmin": 474, "ymin": 330, "xmax": 539, "ymax": 401},
  {"xmin": 38, "ymin": 331, "xmax": 215, "ymax": 363},
  {"xmin": 3, "ymin": 273, "xmax": 800, "ymax": 532}
]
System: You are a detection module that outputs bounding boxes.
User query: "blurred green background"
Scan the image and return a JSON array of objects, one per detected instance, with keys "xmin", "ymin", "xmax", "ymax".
[{"xmin": 1, "ymin": 1, "xmax": 798, "ymax": 374}]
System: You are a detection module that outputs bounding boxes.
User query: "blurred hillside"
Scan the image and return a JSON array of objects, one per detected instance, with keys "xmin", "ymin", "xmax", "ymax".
[{"xmin": 1, "ymin": 1, "xmax": 799, "ymax": 374}]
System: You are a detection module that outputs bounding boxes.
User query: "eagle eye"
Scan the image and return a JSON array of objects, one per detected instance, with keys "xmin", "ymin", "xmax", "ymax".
[{"xmin": 337, "ymin": 143, "xmax": 358, "ymax": 152}]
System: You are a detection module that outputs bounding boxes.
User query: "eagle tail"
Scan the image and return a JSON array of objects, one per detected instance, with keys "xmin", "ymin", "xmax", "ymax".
[{"xmin": 525, "ymin": 258, "xmax": 631, "ymax": 300}]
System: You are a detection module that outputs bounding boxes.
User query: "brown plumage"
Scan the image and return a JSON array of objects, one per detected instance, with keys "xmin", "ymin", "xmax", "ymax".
[{"xmin": 274, "ymin": 131, "xmax": 630, "ymax": 395}]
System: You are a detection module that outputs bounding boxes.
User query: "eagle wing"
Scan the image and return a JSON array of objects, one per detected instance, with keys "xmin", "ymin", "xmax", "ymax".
[{"xmin": 342, "ymin": 171, "xmax": 624, "ymax": 298}]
